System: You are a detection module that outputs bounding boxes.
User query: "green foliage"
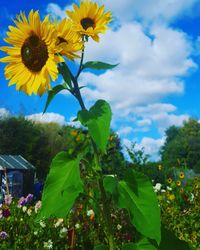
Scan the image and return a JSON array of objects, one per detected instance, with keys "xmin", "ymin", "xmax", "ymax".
[
  {"xmin": 161, "ymin": 118, "xmax": 200, "ymax": 173},
  {"xmin": 159, "ymin": 227, "xmax": 192, "ymax": 250},
  {"xmin": 123, "ymin": 238, "xmax": 157, "ymax": 250},
  {"xmin": 82, "ymin": 61, "xmax": 118, "ymax": 71},
  {"xmin": 93, "ymin": 244, "xmax": 109, "ymax": 250},
  {"xmin": 38, "ymin": 152, "xmax": 83, "ymax": 218},
  {"xmin": 78, "ymin": 100, "xmax": 112, "ymax": 153},
  {"xmin": 117, "ymin": 170, "xmax": 161, "ymax": 245}
]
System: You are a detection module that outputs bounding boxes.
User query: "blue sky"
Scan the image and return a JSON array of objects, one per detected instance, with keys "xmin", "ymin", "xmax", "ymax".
[{"xmin": 0, "ymin": 0, "xmax": 200, "ymax": 160}]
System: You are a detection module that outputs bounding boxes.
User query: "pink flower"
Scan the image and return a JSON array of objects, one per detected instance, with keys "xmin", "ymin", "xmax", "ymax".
[{"xmin": 4, "ymin": 194, "xmax": 12, "ymax": 205}]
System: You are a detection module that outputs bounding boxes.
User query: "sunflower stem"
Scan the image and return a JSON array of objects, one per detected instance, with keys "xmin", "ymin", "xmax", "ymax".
[{"xmin": 67, "ymin": 41, "xmax": 116, "ymax": 250}]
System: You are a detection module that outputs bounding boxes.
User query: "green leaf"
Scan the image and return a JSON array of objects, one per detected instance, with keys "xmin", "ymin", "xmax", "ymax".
[
  {"xmin": 43, "ymin": 85, "xmax": 66, "ymax": 113},
  {"xmin": 58, "ymin": 62, "xmax": 72, "ymax": 88},
  {"xmin": 37, "ymin": 152, "xmax": 83, "ymax": 219},
  {"xmin": 82, "ymin": 61, "xmax": 118, "ymax": 71},
  {"xmin": 93, "ymin": 244, "xmax": 108, "ymax": 250},
  {"xmin": 117, "ymin": 170, "xmax": 161, "ymax": 244},
  {"xmin": 78, "ymin": 100, "xmax": 112, "ymax": 152},
  {"xmin": 103, "ymin": 175, "xmax": 118, "ymax": 194},
  {"xmin": 123, "ymin": 238, "xmax": 157, "ymax": 250},
  {"xmin": 159, "ymin": 227, "xmax": 192, "ymax": 250}
]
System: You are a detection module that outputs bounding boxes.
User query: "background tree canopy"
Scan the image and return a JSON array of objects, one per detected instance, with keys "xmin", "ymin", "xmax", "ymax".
[{"xmin": 161, "ymin": 118, "xmax": 200, "ymax": 173}]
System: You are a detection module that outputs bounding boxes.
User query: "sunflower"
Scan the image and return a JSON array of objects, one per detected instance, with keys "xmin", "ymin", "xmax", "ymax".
[
  {"xmin": 0, "ymin": 10, "xmax": 63, "ymax": 96},
  {"xmin": 55, "ymin": 18, "xmax": 83, "ymax": 60},
  {"xmin": 66, "ymin": 1, "xmax": 112, "ymax": 42},
  {"xmin": 179, "ymin": 171, "xmax": 184, "ymax": 179},
  {"xmin": 194, "ymin": 176, "xmax": 199, "ymax": 183},
  {"xmin": 167, "ymin": 177, "xmax": 172, "ymax": 184},
  {"xmin": 176, "ymin": 180, "xmax": 181, "ymax": 187}
]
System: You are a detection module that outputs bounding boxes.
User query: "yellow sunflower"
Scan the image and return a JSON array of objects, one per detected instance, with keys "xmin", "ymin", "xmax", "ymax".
[
  {"xmin": 55, "ymin": 18, "xmax": 83, "ymax": 60},
  {"xmin": 176, "ymin": 180, "xmax": 181, "ymax": 187},
  {"xmin": 179, "ymin": 171, "xmax": 184, "ymax": 179},
  {"xmin": 0, "ymin": 10, "xmax": 63, "ymax": 96},
  {"xmin": 66, "ymin": 1, "xmax": 112, "ymax": 42},
  {"xmin": 167, "ymin": 177, "xmax": 172, "ymax": 184}
]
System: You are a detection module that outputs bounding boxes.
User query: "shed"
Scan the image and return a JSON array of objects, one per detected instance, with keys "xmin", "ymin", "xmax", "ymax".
[{"xmin": 0, "ymin": 155, "xmax": 35, "ymax": 197}]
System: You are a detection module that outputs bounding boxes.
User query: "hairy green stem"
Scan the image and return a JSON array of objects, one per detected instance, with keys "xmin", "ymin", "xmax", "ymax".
[{"xmin": 69, "ymin": 48, "xmax": 116, "ymax": 249}]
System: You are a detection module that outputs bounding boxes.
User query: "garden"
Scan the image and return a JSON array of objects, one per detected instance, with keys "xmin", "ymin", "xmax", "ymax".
[{"xmin": 0, "ymin": 0, "xmax": 199, "ymax": 249}]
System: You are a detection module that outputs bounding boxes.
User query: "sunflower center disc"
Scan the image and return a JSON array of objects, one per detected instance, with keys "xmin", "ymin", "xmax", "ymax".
[
  {"xmin": 81, "ymin": 18, "xmax": 94, "ymax": 30},
  {"xmin": 21, "ymin": 35, "xmax": 48, "ymax": 72}
]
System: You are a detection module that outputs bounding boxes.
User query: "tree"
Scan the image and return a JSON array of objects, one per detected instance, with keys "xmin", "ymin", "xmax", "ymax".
[{"xmin": 161, "ymin": 118, "xmax": 200, "ymax": 173}]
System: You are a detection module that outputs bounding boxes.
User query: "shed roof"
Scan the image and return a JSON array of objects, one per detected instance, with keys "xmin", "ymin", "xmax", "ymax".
[{"xmin": 0, "ymin": 155, "xmax": 35, "ymax": 170}]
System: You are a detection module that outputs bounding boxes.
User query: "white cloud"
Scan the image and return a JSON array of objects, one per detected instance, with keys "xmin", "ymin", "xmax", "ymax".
[
  {"xmin": 81, "ymin": 23, "xmax": 196, "ymax": 117},
  {"xmin": 46, "ymin": 3, "xmax": 73, "ymax": 20},
  {"xmin": 96, "ymin": 0, "xmax": 199, "ymax": 24},
  {"xmin": 135, "ymin": 136, "xmax": 165, "ymax": 159},
  {"xmin": 117, "ymin": 126, "xmax": 133, "ymax": 136},
  {"xmin": 26, "ymin": 112, "xmax": 66, "ymax": 125},
  {"xmin": 0, "ymin": 108, "xmax": 10, "ymax": 119}
]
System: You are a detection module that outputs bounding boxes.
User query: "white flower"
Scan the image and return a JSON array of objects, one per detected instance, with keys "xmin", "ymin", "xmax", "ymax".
[
  {"xmin": 161, "ymin": 189, "xmax": 166, "ymax": 193},
  {"xmin": 40, "ymin": 220, "xmax": 46, "ymax": 228},
  {"xmin": 75, "ymin": 223, "xmax": 80, "ymax": 229},
  {"xmin": 167, "ymin": 186, "xmax": 172, "ymax": 191},
  {"xmin": 22, "ymin": 206, "xmax": 27, "ymax": 212},
  {"xmin": 43, "ymin": 239, "xmax": 53, "ymax": 249},
  {"xmin": 34, "ymin": 231, "xmax": 38, "ymax": 235},
  {"xmin": 59, "ymin": 227, "xmax": 68, "ymax": 238},
  {"xmin": 154, "ymin": 183, "xmax": 162, "ymax": 192},
  {"xmin": 54, "ymin": 218, "xmax": 64, "ymax": 228},
  {"xmin": 117, "ymin": 224, "xmax": 122, "ymax": 230},
  {"xmin": 87, "ymin": 209, "xmax": 94, "ymax": 217},
  {"xmin": 34, "ymin": 201, "xmax": 42, "ymax": 213}
]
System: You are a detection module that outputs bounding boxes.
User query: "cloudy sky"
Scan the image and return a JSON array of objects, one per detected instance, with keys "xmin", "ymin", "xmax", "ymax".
[{"xmin": 0, "ymin": 0, "xmax": 200, "ymax": 159}]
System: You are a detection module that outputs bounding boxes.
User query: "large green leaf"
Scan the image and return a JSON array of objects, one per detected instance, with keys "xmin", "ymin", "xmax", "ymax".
[
  {"xmin": 38, "ymin": 152, "xmax": 83, "ymax": 219},
  {"xmin": 82, "ymin": 61, "xmax": 118, "ymax": 71},
  {"xmin": 103, "ymin": 175, "xmax": 118, "ymax": 194},
  {"xmin": 159, "ymin": 227, "xmax": 192, "ymax": 250},
  {"xmin": 58, "ymin": 62, "xmax": 72, "ymax": 88},
  {"xmin": 122, "ymin": 238, "xmax": 157, "ymax": 250},
  {"xmin": 117, "ymin": 170, "xmax": 161, "ymax": 245},
  {"xmin": 78, "ymin": 100, "xmax": 112, "ymax": 152},
  {"xmin": 43, "ymin": 84, "xmax": 66, "ymax": 113}
]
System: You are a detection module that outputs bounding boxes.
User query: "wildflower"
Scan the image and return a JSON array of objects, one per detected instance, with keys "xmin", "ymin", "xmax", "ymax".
[
  {"xmin": 158, "ymin": 164, "xmax": 162, "ymax": 171},
  {"xmin": 168, "ymin": 194, "xmax": 175, "ymax": 201},
  {"xmin": 27, "ymin": 208, "xmax": 32, "ymax": 216},
  {"xmin": 194, "ymin": 177, "xmax": 199, "ymax": 183},
  {"xmin": 54, "ymin": 218, "xmax": 64, "ymax": 228},
  {"xmin": 25, "ymin": 193, "xmax": 33, "ymax": 204},
  {"xmin": 43, "ymin": 239, "xmax": 53, "ymax": 249},
  {"xmin": 4, "ymin": 194, "xmax": 12, "ymax": 205},
  {"xmin": 22, "ymin": 206, "xmax": 27, "ymax": 213},
  {"xmin": 17, "ymin": 197, "xmax": 26, "ymax": 208},
  {"xmin": 0, "ymin": 231, "xmax": 8, "ymax": 240},
  {"xmin": 154, "ymin": 183, "xmax": 162, "ymax": 192},
  {"xmin": 87, "ymin": 209, "xmax": 95, "ymax": 220},
  {"xmin": 117, "ymin": 224, "xmax": 122, "ymax": 230},
  {"xmin": 161, "ymin": 189, "xmax": 166, "ymax": 193},
  {"xmin": 180, "ymin": 188, "xmax": 184, "ymax": 193},
  {"xmin": 2, "ymin": 206, "xmax": 11, "ymax": 218},
  {"xmin": 34, "ymin": 200, "xmax": 42, "ymax": 213},
  {"xmin": 75, "ymin": 223, "xmax": 80, "ymax": 229},
  {"xmin": 0, "ymin": 10, "xmax": 63, "ymax": 96},
  {"xmin": 194, "ymin": 184, "xmax": 198, "ymax": 190},
  {"xmin": 179, "ymin": 172, "xmax": 184, "ymax": 179},
  {"xmin": 34, "ymin": 231, "xmax": 38, "ymax": 235},
  {"xmin": 40, "ymin": 220, "xmax": 46, "ymax": 228},
  {"xmin": 176, "ymin": 180, "xmax": 181, "ymax": 187},
  {"xmin": 66, "ymin": 1, "xmax": 112, "ymax": 42},
  {"xmin": 167, "ymin": 177, "xmax": 172, "ymax": 184},
  {"xmin": 59, "ymin": 227, "xmax": 68, "ymax": 238},
  {"xmin": 167, "ymin": 186, "xmax": 172, "ymax": 191}
]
